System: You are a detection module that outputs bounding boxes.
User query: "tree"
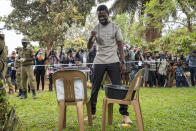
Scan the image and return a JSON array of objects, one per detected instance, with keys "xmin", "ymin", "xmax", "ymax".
[
  {"xmin": 63, "ymin": 13, "xmax": 98, "ymax": 50},
  {"xmin": 144, "ymin": 0, "xmax": 196, "ymax": 33},
  {"xmin": 176, "ymin": 0, "xmax": 196, "ymax": 32},
  {"xmin": 3, "ymin": 0, "xmax": 96, "ymax": 50},
  {"xmin": 113, "ymin": 14, "xmax": 130, "ymax": 43}
]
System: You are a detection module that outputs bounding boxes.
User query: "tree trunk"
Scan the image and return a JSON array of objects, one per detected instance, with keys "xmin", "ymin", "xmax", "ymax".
[
  {"xmin": 45, "ymin": 41, "xmax": 51, "ymax": 53},
  {"xmin": 187, "ymin": 15, "xmax": 192, "ymax": 32},
  {"xmin": 145, "ymin": 26, "xmax": 161, "ymax": 42},
  {"xmin": 145, "ymin": 14, "xmax": 161, "ymax": 42},
  {"xmin": 177, "ymin": 0, "xmax": 192, "ymax": 32}
]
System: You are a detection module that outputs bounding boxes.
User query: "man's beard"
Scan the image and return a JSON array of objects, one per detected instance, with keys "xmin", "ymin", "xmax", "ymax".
[{"xmin": 100, "ymin": 20, "xmax": 108, "ymax": 25}]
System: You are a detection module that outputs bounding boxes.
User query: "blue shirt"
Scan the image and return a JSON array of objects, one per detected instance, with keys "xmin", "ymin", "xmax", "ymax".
[
  {"xmin": 186, "ymin": 54, "xmax": 196, "ymax": 67},
  {"xmin": 176, "ymin": 65, "xmax": 184, "ymax": 77}
]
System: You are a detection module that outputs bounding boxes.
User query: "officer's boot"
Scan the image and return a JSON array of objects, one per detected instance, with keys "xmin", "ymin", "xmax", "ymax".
[
  {"xmin": 16, "ymin": 89, "xmax": 22, "ymax": 97},
  {"xmin": 20, "ymin": 90, "xmax": 27, "ymax": 99},
  {"xmin": 32, "ymin": 90, "xmax": 36, "ymax": 99},
  {"xmin": 19, "ymin": 91, "xmax": 23, "ymax": 99}
]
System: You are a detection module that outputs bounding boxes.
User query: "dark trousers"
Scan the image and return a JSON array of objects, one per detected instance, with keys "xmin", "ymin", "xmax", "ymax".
[
  {"xmin": 90, "ymin": 62, "xmax": 129, "ymax": 116},
  {"xmin": 89, "ymin": 65, "xmax": 94, "ymax": 83},
  {"xmin": 190, "ymin": 67, "xmax": 196, "ymax": 86},
  {"xmin": 35, "ymin": 69, "xmax": 45, "ymax": 91},
  {"xmin": 49, "ymin": 73, "xmax": 53, "ymax": 91},
  {"xmin": 176, "ymin": 76, "xmax": 189, "ymax": 87},
  {"xmin": 158, "ymin": 74, "xmax": 166, "ymax": 87},
  {"xmin": 148, "ymin": 71, "xmax": 156, "ymax": 87}
]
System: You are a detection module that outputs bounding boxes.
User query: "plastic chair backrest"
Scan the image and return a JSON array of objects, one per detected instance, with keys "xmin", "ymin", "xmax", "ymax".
[
  {"xmin": 52, "ymin": 70, "xmax": 88, "ymax": 102},
  {"xmin": 124, "ymin": 68, "xmax": 144, "ymax": 101}
]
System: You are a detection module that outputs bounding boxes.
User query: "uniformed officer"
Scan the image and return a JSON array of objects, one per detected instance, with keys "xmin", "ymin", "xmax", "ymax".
[
  {"xmin": 1, "ymin": 41, "xmax": 14, "ymax": 94},
  {"xmin": 15, "ymin": 47, "xmax": 22, "ymax": 97},
  {"xmin": 20, "ymin": 38, "xmax": 36, "ymax": 99},
  {"xmin": 0, "ymin": 33, "xmax": 6, "ymax": 88},
  {"xmin": 0, "ymin": 33, "xmax": 9, "ymax": 128}
]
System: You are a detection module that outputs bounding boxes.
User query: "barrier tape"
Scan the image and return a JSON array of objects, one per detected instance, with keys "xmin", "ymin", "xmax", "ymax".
[{"xmin": 30, "ymin": 60, "xmax": 165, "ymax": 67}]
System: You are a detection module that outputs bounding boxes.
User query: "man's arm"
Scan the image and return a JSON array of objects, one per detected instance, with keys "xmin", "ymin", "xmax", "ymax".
[
  {"xmin": 118, "ymin": 41, "xmax": 125, "ymax": 63},
  {"xmin": 118, "ymin": 41, "xmax": 126, "ymax": 73},
  {"xmin": 87, "ymin": 31, "xmax": 96, "ymax": 49}
]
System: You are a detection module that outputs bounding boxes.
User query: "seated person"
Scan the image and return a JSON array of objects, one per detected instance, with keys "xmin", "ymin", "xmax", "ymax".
[{"xmin": 175, "ymin": 60, "xmax": 189, "ymax": 87}]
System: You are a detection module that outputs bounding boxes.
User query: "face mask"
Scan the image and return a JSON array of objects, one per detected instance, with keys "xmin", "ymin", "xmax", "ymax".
[{"xmin": 22, "ymin": 42, "xmax": 27, "ymax": 48}]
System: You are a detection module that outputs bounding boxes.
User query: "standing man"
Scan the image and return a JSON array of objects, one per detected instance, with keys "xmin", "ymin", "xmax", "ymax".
[
  {"xmin": 86, "ymin": 5, "xmax": 132, "ymax": 124},
  {"xmin": 48, "ymin": 49, "xmax": 59, "ymax": 91},
  {"xmin": 15, "ymin": 47, "xmax": 22, "ymax": 97},
  {"xmin": 186, "ymin": 49, "xmax": 196, "ymax": 86},
  {"xmin": 7, "ymin": 51, "xmax": 16, "ymax": 93},
  {"xmin": 20, "ymin": 38, "xmax": 36, "ymax": 99}
]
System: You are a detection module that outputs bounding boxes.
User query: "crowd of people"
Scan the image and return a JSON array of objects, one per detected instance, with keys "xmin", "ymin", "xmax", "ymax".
[
  {"xmin": 123, "ymin": 46, "xmax": 196, "ymax": 88},
  {"xmin": 5, "ymin": 42, "xmax": 196, "ymax": 97}
]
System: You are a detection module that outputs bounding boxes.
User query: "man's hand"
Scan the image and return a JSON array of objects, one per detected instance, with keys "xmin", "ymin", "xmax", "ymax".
[
  {"xmin": 20, "ymin": 58, "xmax": 26, "ymax": 62},
  {"xmin": 91, "ymin": 31, "xmax": 97, "ymax": 38},
  {"xmin": 87, "ymin": 31, "xmax": 97, "ymax": 49},
  {"xmin": 120, "ymin": 63, "xmax": 126, "ymax": 74}
]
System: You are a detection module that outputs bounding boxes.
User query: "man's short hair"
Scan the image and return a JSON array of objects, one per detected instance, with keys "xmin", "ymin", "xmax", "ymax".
[{"xmin": 97, "ymin": 5, "xmax": 109, "ymax": 15}]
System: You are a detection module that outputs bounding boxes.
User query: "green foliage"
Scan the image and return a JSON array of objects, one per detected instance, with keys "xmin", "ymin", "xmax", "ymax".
[
  {"xmin": 144, "ymin": 0, "xmax": 176, "ymax": 28},
  {"xmin": 3, "ymin": 0, "xmax": 95, "ymax": 50},
  {"xmin": 0, "ymin": 90, "xmax": 10, "ymax": 129},
  {"xmin": 7, "ymin": 87, "xmax": 196, "ymax": 130},
  {"xmin": 143, "ymin": 27, "xmax": 196, "ymax": 55},
  {"xmin": 128, "ymin": 21, "xmax": 146, "ymax": 47},
  {"xmin": 113, "ymin": 14, "xmax": 130, "ymax": 44},
  {"xmin": 64, "ymin": 38, "xmax": 87, "ymax": 51},
  {"xmin": 168, "ymin": 27, "xmax": 196, "ymax": 55}
]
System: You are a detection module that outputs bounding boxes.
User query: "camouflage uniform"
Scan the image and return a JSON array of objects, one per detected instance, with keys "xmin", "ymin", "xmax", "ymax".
[
  {"xmin": 20, "ymin": 39, "xmax": 36, "ymax": 99},
  {"xmin": 0, "ymin": 33, "xmax": 8, "ymax": 131},
  {"xmin": 0, "ymin": 44, "xmax": 14, "ymax": 94},
  {"xmin": 15, "ymin": 47, "xmax": 22, "ymax": 97},
  {"xmin": 0, "ymin": 34, "xmax": 6, "ymax": 88}
]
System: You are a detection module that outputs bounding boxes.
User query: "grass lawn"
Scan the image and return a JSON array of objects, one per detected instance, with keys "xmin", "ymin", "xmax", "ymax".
[{"xmin": 8, "ymin": 87, "xmax": 196, "ymax": 131}]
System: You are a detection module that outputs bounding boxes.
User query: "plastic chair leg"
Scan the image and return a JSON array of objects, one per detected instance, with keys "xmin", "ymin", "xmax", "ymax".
[
  {"xmin": 108, "ymin": 103, "xmax": 113, "ymax": 125},
  {"xmin": 63, "ymin": 106, "xmax": 66, "ymax": 128},
  {"xmin": 132, "ymin": 100, "xmax": 144, "ymax": 131},
  {"xmin": 86, "ymin": 101, "xmax": 92, "ymax": 126},
  {"xmin": 102, "ymin": 98, "xmax": 107, "ymax": 131},
  {"xmin": 58, "ymin": 101, "xmax": 65, "ymax": 131},
  {"xmin": 77, "ymin": 101, "xmax": 84, "ymax": 131}
]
